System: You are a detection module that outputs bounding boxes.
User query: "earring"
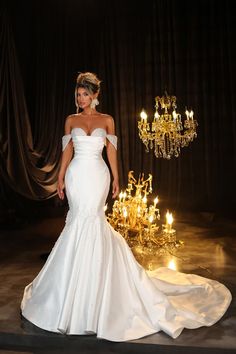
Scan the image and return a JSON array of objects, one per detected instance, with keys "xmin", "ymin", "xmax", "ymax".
[{"xmin": 90, "ymin": 98, "xmax": 99, "ymax": 109}]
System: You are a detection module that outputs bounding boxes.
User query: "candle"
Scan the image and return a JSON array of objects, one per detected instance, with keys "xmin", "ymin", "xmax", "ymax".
[
  {"xmin": 119, "ymin": 191, "xmax": 123, "ymax": 201},
  {"xmin": 185, "ymin": 109, "xmax": 190, "ymax": 120},
  {"xmin": 172, "ymin": 110, "xmax": 177, "ymax": 121},
  {"xmin": 189, "ymin": 110, "xmax": 194, "ymax": 120},
  {"xmin": 140, "ymin": 110, "xmax": 147, "ymax": 123},
  {"xmin": 154, "ymin": 196, "xmax": 158, "ymax": 206},
  {"xmin": 166, "ymin": 211, "xmax": 173, "ymax": 231},
  {"xmin": 154, "ymin": 111, "xmax": 159, "ymax": 120},
  {"xmin": 142, "ymin": 195, "xmax": 147, "ymax": 204},
  {"xmin": 167, "ymin": 259, "xmax": 177, "ymax": 271}
]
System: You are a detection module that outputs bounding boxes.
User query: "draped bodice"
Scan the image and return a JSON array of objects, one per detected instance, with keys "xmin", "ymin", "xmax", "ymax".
[
  {"xmin": 73, "ymin": 135, "xmax": 105, "ymax": 159},
  {"xmin": 62, "ymin": 128, "xmax": 117, "ymax": 159}
]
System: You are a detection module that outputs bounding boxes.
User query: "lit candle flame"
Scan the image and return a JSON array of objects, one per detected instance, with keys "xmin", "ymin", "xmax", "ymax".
[
  {"xmin": 172, "ymin": 110, "xmax": 177, "ymax": 120},
  {"xmin": 189, "ymin": 110, "xmax": 194, "ymax": 119},
  {"xmin": 154, "ymin": 197, "xmax": 158, "ymax": 206},
  {"xmin": 167, "ymin": 259, "xmax": 177, "ymax": 271},
  {"xmin": 123, "ymin": 207, "xmax": 128, "ymax": 218},
  {"xmin": 185, "ymin": 109, "xmax": 190, "ymax": 120},
  {"xmin": 140, "ymin": 110, "xmax": 147, "ymax": 121},
  {"xmin": 166, "ymin": 211, "xmax": 173, "ymax": 225},
  {"xmin": 142, "ymin": 195, "xmax": 147, "ymax": 204}
]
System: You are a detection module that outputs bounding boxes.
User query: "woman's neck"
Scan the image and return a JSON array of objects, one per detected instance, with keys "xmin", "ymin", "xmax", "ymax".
[{"xmin": 82, "ymin": 107, "xmax": 97, "ymax": 115}]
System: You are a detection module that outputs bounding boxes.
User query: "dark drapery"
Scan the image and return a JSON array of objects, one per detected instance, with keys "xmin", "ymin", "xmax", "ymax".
[
  {"xmin": 0, "ymin": 0, "xmax": 236, "ymax": 217},
  {"xmin": 0, "ymin": 10, "xmax": 59, "ymax": 202}
]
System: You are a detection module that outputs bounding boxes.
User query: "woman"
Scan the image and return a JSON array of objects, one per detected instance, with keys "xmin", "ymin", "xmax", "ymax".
[{"xmin": 21, "ymin": 72, "xmax": 232, "ymax": 342}]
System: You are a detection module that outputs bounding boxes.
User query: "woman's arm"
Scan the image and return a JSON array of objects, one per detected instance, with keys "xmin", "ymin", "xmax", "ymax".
[
  {"xmin": 106, "ymin": 116, "xmax": 119, "ymax": 199},
  {"xmin": 57, "ymin": 116, "xmax": 74, "ymax": 200}
]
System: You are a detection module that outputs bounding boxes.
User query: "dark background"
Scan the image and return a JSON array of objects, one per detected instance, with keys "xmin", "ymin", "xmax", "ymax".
[{"xmin": 0, "ymin": 0, "xmax": 236, "ymax": 221}]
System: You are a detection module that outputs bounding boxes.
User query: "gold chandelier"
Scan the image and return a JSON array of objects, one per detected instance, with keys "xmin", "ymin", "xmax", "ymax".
[
  {"xmin": 106, "ymin": 171, "xmax": 183, "ymax": 256},
  {"xmin": 138, "ymin": 92, "xmax": 198, "ymax": 159}
]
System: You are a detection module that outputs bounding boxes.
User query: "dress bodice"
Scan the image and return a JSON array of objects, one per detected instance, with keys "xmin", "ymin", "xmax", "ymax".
[{"xmin": 62, "ymin": 128, "xmax": 117, "ymax": 159}]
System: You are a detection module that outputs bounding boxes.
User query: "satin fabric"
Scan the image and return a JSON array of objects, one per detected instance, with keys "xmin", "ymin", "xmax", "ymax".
[{"xmin": 21, "ymin": 128, "xmax": 232, "ymax": 342}]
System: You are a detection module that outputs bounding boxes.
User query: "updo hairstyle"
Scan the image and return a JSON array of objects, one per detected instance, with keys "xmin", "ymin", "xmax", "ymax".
[{"xmin": 75, "ymin": 72, "xmax": 101, "ymax": 112}]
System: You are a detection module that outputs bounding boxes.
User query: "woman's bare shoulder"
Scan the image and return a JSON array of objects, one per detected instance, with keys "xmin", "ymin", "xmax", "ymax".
[
  {"xmin": 101, "ymin": 114, "xmax": 115, "ymax": 133},
  {"xmin": 99, "ymin": 113, "xmax": 114, "ymax": 122},
  {"xmin": 65, "ymin": 114, "xmax": 83, "ymax": 127},
  {"xmin": 65, "ymin": 113, "xmax": 81, "ymax": 122},
  {"xmin": 64, "ymin": 114, "xmax": 81, "ymax": 133}
]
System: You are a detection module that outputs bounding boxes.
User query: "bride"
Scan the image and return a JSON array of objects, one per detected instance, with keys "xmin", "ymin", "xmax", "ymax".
[{"xmin": 21, "ymin": 72, "xmax": 232, "ymax": 342}]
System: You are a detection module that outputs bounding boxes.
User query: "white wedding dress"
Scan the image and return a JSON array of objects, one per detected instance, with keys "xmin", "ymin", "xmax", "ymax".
[{"xmin": 21, "ymin": 127, "xmax": 232, "ymax": 342}]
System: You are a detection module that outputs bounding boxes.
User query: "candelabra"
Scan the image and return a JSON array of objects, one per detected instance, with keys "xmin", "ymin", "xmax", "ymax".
[
  {"xmin": 106, "ymin": 171, "xmax": 183, "ymax": 256},
  {"xmin": 138, "ymin": 92, "xmax": 198, "ymax": 159}
]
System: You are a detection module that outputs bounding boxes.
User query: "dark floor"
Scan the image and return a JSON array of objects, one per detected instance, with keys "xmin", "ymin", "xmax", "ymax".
[{"xmin": 0, "ymin": 211, "xmax": 236, "ymax": 354}]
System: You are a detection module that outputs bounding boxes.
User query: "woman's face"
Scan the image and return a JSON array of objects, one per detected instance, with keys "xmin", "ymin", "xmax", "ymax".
[{"xmin": 77, "ymin": 87, "xmax": 93, "ymax": 109}]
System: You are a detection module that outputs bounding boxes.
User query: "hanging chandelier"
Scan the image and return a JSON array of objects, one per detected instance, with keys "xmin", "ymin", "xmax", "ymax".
[{"xmin": 138, "ymin": 92, "xmax": 198, "ymax": 159}]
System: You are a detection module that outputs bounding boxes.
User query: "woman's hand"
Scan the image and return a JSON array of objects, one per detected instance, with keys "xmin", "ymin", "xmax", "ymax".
[
  {"xmin": 57, "ymin": 178, "xmax": 65, "ymax": 200},
  {"xmin": 112, "ymin": 179, "xmax": 119, "ymax": 199}
]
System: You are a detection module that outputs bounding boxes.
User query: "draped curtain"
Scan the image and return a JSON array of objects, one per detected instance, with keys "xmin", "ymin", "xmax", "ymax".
[{"xmin": 0, "ymin": 0, "xmax": 235, "ymax": 218}]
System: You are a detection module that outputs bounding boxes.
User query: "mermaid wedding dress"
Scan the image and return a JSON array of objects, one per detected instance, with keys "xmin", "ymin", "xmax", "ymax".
[{"xmin": 21, "ymin": 127, "xmax": 232, "ymax": 342}]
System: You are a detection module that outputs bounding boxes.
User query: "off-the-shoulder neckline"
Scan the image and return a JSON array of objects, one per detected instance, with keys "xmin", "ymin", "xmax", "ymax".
[{"xmin": 71, "ymin": 127, "xmax": 107, "ymax": 136}]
